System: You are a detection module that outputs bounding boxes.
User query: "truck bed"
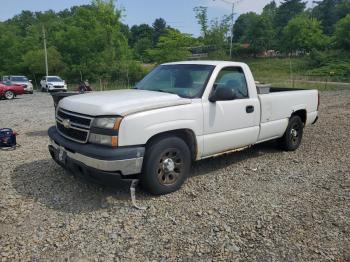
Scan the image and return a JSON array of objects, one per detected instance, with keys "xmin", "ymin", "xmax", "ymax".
[
  {"xmin": 269, "ymin": 87, "xmax": 305, "ymax": 92},
  {"xmin": 257, "ymin": 88, "xmax": 319, "ymax": 143}
]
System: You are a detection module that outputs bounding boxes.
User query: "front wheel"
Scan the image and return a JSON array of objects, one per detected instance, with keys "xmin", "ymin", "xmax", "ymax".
[
  {"xmin": 141, "ymin": 136, "xmax": 191, "ymax": 195},
  {"xmin": 279, "ymin": 115, "xmax": 304, "ymax": 151},
  {"xmin": 4, "ymin": 91, "xmax": 15, "ymax": 100}
]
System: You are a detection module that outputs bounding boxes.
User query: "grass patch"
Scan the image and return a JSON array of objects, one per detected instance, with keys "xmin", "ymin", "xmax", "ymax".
[
  {"xmin": 241, "ymin": 57, "xmax": 310, "ymax": 81},
  {"xmin": 239, "ymin": 57, "xmax": 349, "ymax": 90}
]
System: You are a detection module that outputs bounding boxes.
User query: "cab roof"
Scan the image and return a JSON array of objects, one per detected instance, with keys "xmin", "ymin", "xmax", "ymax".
[{"xmin": 162, "ymin": 60, "xmax": 247, "ymax": 67}]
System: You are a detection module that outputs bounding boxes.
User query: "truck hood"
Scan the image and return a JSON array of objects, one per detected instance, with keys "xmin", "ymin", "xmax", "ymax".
[{"xmin": 59, "ymin": 89, "xmax": 192, "ymax": 116}]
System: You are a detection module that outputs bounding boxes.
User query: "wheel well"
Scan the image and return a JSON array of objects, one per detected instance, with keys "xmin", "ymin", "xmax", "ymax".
[
  {"xmin": 292, "ymin": 110, "xmax": 306, "ymax": 124},
  {"xmin": 146, "ymin": 129, "xmax": 198, "ymax": 160}
]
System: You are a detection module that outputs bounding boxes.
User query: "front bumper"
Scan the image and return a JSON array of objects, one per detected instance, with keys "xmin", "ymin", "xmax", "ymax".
[
  {"xmin": 24, "ymin": 85, "xmax": 33, "ymax": 93},
  {"xmin": 48, "ymin": 87, "xmax": 67, "ymax": 92},
  {"xmin": 48, "ymin": 126, "xmax": 144, "ymax": 177}
]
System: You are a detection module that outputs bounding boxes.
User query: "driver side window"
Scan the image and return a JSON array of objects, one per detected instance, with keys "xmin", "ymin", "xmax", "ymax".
[{"xmin": 214, "ymin": 67, "xmax": 249, "ymax": 99}]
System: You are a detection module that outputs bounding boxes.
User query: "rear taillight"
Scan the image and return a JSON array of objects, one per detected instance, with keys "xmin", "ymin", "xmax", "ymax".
[{"xmin": 317, "ymin": 92, "xmax": 320, "ymax": 111}]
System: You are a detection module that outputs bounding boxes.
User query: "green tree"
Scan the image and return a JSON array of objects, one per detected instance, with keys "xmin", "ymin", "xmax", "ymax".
[
  {"xmin": 152, "ymin": 18, "xmax": 167, "ymax": 44},
  {"xmin": 262, "ymin": 1, "xmax": 277, "ymax": 20},
  {"xmin": 22, "ymin": 47, "xmax": 65, "ymax": 75},
  {"xmin": 232, "ymin": 11, "xmax": 274, "ymax": 54},
  {"xmin": 133, "ymin": 37, "xmax": 153, "ymax": 62},
  {"xmin": 194, "ymin": 6, "xmax": 232, "ymax": 58},
  {"xmin": 194, "ymin": 6, "xmax": 209, "ymax": 37},
  {"xmin": 147, "ymin": 29, "xmax": 193, "ymax": 63},
  {"xmin": 232, "ymin": 12, "xmax": 258, "ymax": 42},
  {"xmin": 333, "ymin": 14, "xmax": 350, "ymax": 50},
  {"xmin": 282, "ymin": 15, "xmax": 329, "ymax": 52},
  {"xmin": 205, "ymin": 15, "xmax": 232, "ymax": 58},
  {"xmin": 52, "ymin": 0, "xmax": 131, "ymax": 81},
  {"xmin": 245, "ymin": 15, "xmax": 274, "ymax": 54},
  {"xmin": 312, "ymin": 0, "xmax": 350, "ymax": 35},
  {"xmin": 274, "ymin": 0, "xmax": 306, "ymax": 33},
  {"xmin": 129, "ymin": 24, "xmax": 154, "ymax": 47}
]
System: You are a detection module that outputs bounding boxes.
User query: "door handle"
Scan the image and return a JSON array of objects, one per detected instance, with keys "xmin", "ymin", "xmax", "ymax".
[{"xmin": 246, "ymin": 105, "xmax": 254, "ymax": 113}]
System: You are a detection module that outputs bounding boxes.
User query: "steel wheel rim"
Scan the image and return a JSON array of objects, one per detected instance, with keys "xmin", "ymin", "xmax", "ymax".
[
  {"xmin": 290, "ymin": 123, "xmax": 300, "ymax": 145},
  {"xmin": 157, "ymin": 148, "xmax": 183, "ymax": 186},
  {"xmin": 5, "ymin": 91, "xmax": 14, "ymax": 99}
]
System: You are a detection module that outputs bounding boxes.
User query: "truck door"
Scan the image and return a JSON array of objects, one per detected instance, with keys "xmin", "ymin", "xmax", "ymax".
[{"xmin": 202, "ymin": 66, "xmax": 260, "ymax": 157}]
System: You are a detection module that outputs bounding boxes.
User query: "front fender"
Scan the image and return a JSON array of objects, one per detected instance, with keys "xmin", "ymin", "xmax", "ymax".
[{"xmin": 118, "ymin": 102, "xmax": 203, "ymax": 147}]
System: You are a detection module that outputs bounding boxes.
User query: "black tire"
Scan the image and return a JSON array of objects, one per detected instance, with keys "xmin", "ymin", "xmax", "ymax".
[
  {"xmin": 141, "ymin": 136, "xmax": 191, "ymax": 195},
  {"xmin": 279, "ymin": 115, "xmax": 304, "ymax": 151},
  {"xmin": 4, "ymin": 90, "xmax": 15, "ymax": 100}
]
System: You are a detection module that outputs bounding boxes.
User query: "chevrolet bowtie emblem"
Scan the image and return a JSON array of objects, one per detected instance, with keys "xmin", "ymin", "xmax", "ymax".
[{"xmin": 62, "ymin": 119, "xmax": 71, "ymax": 129}]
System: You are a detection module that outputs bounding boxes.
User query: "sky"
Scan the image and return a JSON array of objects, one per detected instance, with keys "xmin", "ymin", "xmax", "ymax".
[{"xmin": 0, "ymin": 0, "xmax": 314, "ymax": 36}]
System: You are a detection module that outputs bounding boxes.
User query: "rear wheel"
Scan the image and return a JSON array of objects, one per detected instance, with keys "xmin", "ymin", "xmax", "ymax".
[
  {"xmin": 279, "ymin": 115, "xmax": 304, "ymax": 151},
  {"xmin": 141, "ymin": 136, "xmax": 191, "ymax": 195},
  {"xmin": 4, "ymin": 91, "xmax": 14, "ymax": 100}
]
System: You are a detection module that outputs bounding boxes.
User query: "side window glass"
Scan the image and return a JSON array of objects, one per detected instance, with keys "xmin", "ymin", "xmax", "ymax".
[{"xmin": 214, "ymin": 67, "xmax": 249, "ymax": 99}]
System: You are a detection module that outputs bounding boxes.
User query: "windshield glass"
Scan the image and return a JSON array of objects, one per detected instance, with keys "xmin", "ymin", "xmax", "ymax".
[
  {"xmin": 135, "ymin": 64, "xmax": 215, "ymax": 98},
  {"xmin": 47, "ymin": 77, "xmax": 62, "ymax": 82},
  {"xmin": 11, "ymin": 76, "xmax": 28, "ymax": 82}
]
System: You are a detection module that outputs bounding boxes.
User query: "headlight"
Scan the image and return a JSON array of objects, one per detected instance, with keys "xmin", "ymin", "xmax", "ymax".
[
  {"xmin": 92, "ymin": 117, "xmax": 122, "ymax": 129},
  {"xmin": 88, "ymin": 117, "xmax": 122, "ymax": 147},
  {"xmin": 89, "ymin": 133, "xmax": 118, "ymax": 147}
]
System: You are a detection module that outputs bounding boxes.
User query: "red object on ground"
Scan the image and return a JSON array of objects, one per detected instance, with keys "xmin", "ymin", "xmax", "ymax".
[{"xmin": 0, "ymin": 83, "xmax": 25, "ymax": 99}]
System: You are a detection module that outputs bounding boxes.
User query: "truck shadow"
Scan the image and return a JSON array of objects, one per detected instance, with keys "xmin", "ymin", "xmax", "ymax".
[
  {"xmin": 11, "ymin": 159, "xmax": 149, "ymax": 214},
  {"xmin": 11, "ymin": 141, "xmax": 280, "ymax": 214}
]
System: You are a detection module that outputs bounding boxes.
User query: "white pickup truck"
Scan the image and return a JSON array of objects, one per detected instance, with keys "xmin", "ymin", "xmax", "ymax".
[{"xmin": 48, "ymin": 61, "xmax": 319, "ymax": 194}]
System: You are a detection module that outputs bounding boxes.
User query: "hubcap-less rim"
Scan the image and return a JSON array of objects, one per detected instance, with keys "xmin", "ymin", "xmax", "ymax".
[
  {"xmin": 5, "ymin": 92, "xmax": 14, "ymax": 99},
  {"xmin": 157, "ymin": 148, "xmax": 183, "ymax": 186},
  {"xmin": 290, "ymin": 124, "xmax": 300, "ymax": 145}
]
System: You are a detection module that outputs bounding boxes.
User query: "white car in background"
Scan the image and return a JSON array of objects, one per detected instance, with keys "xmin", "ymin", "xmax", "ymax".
[
  {"xmin": 40, "ymin": 76, "xmax": 67, "ymax": 92},
  {"xmin": 3, "ymin": 75, "xmax": 33, "ymax": 94}
]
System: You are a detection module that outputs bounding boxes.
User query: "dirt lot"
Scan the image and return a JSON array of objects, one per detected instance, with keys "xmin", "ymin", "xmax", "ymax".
[{"xmin": 0, "ymin": 91, "xmax": 349, "ymax": 261}]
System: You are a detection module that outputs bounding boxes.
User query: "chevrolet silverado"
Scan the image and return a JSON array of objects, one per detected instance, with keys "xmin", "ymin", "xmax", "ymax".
[{"xmin": 48, "ymin": 61, "xmax": 319, "ymax": 195}]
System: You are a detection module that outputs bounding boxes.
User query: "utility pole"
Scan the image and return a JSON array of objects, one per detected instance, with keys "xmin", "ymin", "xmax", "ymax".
[
  {"xmin": 213, "ymin": 0, "xmax": 242, "ymax": 59},
  {"xmin": 229, "ymin": 2, "xmax": 234, "ymax": 58},
  {"xmin": 42, "ymin": 25, "xmax": 48, "ymax": 76}
]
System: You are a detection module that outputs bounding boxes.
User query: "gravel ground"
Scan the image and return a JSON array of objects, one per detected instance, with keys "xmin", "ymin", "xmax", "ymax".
[{"xmin": 0, "ymin": 90, "xmax": 349, "ymax": 261}]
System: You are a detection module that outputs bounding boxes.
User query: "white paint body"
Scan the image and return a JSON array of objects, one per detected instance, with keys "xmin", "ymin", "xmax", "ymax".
[
  {"xmin": 59, "ymin": 61, "xmax": 319, "ymax": 159},
  {"xmin": 41, "ymin": 76, "xmax": 67, "ymax": 91}
]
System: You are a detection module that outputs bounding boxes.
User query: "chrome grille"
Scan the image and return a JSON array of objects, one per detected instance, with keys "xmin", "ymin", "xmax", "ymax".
[{"xmin": 56, "ymin": 108, "xmax": 93, "ymax": 143}]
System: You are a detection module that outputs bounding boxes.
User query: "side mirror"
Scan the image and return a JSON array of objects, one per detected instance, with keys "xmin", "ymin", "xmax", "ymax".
[
  {"xmin": 209, "ymin": 87, "xmax": 236, "ymax": 102},
  {"xmin": 29, "ymin": 80, "xmax": 32, "ymax": 83}
]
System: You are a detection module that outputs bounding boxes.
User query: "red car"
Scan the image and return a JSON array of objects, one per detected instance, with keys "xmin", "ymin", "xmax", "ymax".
[{"xmin": 0, "ymin": 83, "xmax": 25, "ymax": 100}]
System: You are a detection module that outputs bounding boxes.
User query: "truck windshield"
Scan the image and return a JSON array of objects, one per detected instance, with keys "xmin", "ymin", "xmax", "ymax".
[
  {"xmin": 11, "ymin": 76, "xmax": 28, "ymax": 82},
  {"xmin": 135, "ymin": 64, "xmax": 215, "ymax": 98}
]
